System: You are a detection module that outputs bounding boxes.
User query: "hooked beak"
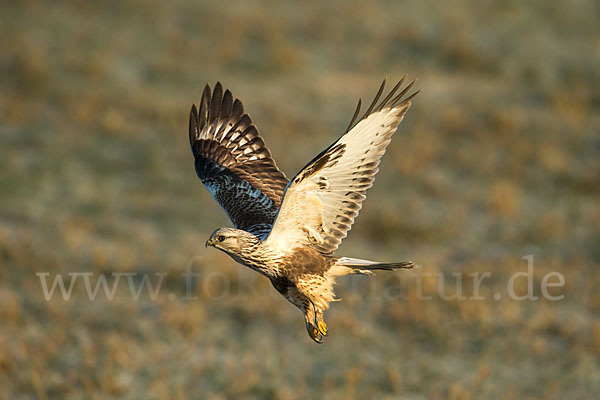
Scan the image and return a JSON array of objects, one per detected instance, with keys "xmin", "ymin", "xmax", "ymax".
[{"xmin": 205, "ymin": 238, "xmax": 213, "ymax": 248}]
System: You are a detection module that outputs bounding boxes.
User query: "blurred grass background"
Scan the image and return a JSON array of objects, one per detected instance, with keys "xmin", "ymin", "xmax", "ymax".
[{"xmin": 1, "ymin": 0, "xmax": 599, "ymax": 398}]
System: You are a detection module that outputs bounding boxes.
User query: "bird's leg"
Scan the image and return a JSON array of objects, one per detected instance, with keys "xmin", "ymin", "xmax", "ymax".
[
  {"xmin": 273, "ymin": 280, "xmax": 326, "ymax": 343},
  {"xmin": 315, "ymin": 310, "xmax": 328, "ymax": 337},
  {"xmin": 304, "ymin": 299, "xmax": 327, "ymax": 343},
  {"xmin": 308, "ymin": 299, "xmax": 328, "ymax": 336},
  {"xmin": 304, "ymin": 299, "xmax": 321, "ymax": 343}
]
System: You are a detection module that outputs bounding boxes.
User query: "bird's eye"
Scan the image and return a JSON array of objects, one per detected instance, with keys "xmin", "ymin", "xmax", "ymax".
[{"xmin": 218, "ymin": 235, "xmax": 226, "ymax": 242}]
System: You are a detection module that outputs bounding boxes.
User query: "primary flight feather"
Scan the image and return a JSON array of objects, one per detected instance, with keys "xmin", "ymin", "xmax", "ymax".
[{"xmin": 189, "ymin": 78, "xmax": 419, "ymax": 343}]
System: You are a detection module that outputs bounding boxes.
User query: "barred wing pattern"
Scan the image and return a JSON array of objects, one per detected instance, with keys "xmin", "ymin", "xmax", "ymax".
[
  {"xmin": 265, "ymin": 79, "xmax": 419, "ymax": 254},
  {"xmin": 189, "ymin": 82, "xmax": 289, "ymax": 238}
]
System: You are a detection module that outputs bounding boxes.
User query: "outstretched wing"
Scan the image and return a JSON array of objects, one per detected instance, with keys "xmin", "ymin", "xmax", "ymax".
[
  {"xmin": 265, "ymin": 78, "xmax": 419, "ymax": 253},
  {"xmin": 189, "ymin": 82, "xmax": 289, "ymax": 238}
]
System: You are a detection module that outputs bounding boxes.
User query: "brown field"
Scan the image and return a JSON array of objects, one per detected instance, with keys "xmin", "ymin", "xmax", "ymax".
[{"xmin": 1, "ymin": 0, "xmax": 599, "ymax": 398}]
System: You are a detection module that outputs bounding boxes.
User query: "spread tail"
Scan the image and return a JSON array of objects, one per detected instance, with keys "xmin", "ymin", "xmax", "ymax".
[{"xmin": 330, "ymin": 257, "xmax": 418, "ymax": 276}]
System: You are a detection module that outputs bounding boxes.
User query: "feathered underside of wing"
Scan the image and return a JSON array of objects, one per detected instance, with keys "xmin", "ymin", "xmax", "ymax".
[
  {"xmin": 189, "ymin": 82, "xmax": 289, "ymax": 237},
  {"xmin": 265, "ymin": 78, "xmax": 420, "ymax": 254}
]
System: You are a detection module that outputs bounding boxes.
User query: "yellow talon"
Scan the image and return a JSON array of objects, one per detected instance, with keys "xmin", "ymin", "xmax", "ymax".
[
  {"xmin": 318, "ymin": 321, "xmax": 328, "ymax": 336},
  {"xmin": 313, "ymin": 328, "xmax": 319, "ymax": 337}
]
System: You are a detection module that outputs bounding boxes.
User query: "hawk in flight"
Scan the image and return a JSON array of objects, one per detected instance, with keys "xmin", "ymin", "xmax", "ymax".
[{"xmin": 189, "ymin": 78, "xmax": 419, "ymax": 343}]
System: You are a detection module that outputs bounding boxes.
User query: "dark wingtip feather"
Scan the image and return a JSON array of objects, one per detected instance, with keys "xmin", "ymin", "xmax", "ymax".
[
  {"xmin": 210, "ymin": 82, "xmax": 223, "ymax": 122},
  {"xmin": 344, "ymin": 76, "xmax": 420, "ymax": 132},
  {"xmin": 345, "ymin": 98, "xmax": 362, "ymax": 133},
  {"xmin": 403, "ymin": 88, "xmax": 422, "ymax": 105},
  {"xmin": 199, "ymin": 84, "xmax": 211, "ymax": 128},
  {"xmin": 389, "ymin": 78, "xmax": 417, "ymax": 107},
  {"xmin": 362, "ymin": 79, "xmax": 386, "ymax": 119},
  {"xmin": 189, "ymin": 104, "xmax": 198, "ymax": 148},
  {"xmin": 375, "ymin": 76, "xmax": 405, "ymax": 112},
  {"xmin": 222, "ymin": 89, "xmax": 233, "ymax": 117},
  {"xmin": 232, "ymin": 98, "xmax": 244, "ymax": 116}
]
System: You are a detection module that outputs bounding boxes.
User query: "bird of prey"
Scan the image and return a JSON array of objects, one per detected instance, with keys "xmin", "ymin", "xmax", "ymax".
[{"xmin": 189, "ymin": 78, "xmax": 419, "ymax": 343}]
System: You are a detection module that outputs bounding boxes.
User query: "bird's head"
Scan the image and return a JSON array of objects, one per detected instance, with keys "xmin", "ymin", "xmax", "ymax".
[{"xmin": 205, "ymin": 227, "xmax": 259, "ymax": 256}]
